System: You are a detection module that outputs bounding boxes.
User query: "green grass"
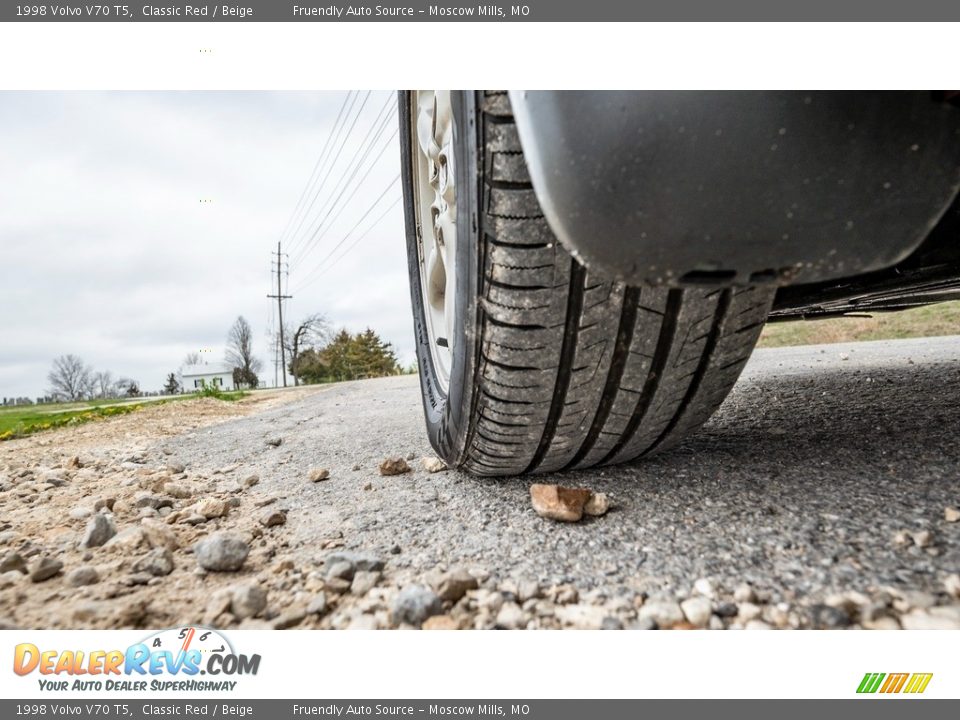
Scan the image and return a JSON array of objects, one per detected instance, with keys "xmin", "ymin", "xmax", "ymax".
[
  {"xmin": 0, "ymin": 390, "xmax": 248, "ymax": 441},
  {"xmin": 759, "ymin": 299, "xmax": 960, "ymax": 348}
]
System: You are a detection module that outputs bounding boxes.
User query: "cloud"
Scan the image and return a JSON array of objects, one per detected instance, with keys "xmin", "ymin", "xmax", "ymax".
[{"xmin": 0, "ymin": 91, "xmax": 411, "ymax": 399}]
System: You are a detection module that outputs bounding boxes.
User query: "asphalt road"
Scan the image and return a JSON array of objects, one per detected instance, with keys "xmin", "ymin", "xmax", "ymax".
[{"xmin": 166, "ymin": 335, "xmax": 960, "ymax": 614}]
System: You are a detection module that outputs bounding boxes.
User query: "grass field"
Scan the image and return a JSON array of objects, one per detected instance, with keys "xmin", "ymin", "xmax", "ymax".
[
  {"xmin": 759, "ymin": 300, "xmax": 960, "ymax": 348},
  {"xmin": 0, "ymin": 389, "xmax": 247, "ymax": 441}
]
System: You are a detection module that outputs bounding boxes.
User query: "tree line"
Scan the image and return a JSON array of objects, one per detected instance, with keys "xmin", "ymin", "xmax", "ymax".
[{"xmin": 36, "ymin": 313, "xmax": 405, "ymax": 403}]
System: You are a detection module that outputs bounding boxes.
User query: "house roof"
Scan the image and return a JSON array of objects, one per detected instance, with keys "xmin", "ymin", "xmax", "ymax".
[{"xmin": 181, "ymin": 362, "xmax": 233, "ymax": 377}]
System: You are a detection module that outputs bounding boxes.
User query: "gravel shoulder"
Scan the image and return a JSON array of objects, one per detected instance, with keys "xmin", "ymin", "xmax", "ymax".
[{"xmin": 1, "ymin": 337, "xmax": 959, "ymax": 630}]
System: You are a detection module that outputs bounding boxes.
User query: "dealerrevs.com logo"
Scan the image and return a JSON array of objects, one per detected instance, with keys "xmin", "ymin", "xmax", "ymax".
[
  {"xmin": 13, "ymin": 627, "xmax": 260, "ymax": 692},
  {"xmin": 857, "ymin": 673, "xmax": 933, "ymax": 695}
]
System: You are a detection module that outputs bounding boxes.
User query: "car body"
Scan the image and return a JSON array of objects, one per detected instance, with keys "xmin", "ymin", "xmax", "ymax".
[{"xmin": 510, "ymin": 91, "xmax": 960, "ymax": 317}]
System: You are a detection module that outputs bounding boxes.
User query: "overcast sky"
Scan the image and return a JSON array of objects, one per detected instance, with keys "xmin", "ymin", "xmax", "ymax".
[{"xmin": 0, "ymin": 91, "xmax": 410, "ymax": 399}]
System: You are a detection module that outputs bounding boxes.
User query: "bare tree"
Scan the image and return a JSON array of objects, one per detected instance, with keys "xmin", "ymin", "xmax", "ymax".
[
  {"xmin": 115, "ymin": 377, "xmax": 140, "ymax": 397},
  {"xmin": 226, "ymin": 316, "xmax": 262, "ymax": 389},
  {"xmin": 182, "ymin": 352, "xmax": 201, "ymax": 366},
  {"xmin": 93, "ymin": 370, "xmax": 115, "ymax": 399},
  {"xmin": 47, "ymin": 355, "xmax": 94, "ymax": 401},
  {"xmin": 280, "ymin": 313, "xmax": 331, "ymax": 386}
]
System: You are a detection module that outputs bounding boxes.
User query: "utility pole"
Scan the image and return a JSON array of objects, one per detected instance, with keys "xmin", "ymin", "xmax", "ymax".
[{"xmin": 267, "ymin": 241, "xmax": 292, "ymax": 387}]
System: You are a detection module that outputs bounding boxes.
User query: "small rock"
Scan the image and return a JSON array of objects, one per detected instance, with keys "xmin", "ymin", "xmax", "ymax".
[
  {"xmin": 422, "ymin": 615, "xmax": 459, "ymax": 630},
  {"xmin": 133, "ymin": 548, "xmax": 174, "ymax": 576},
  {"xmin": 863, "ymin": 617, "xmax": 901, "ymax": 630},
  {"xmin": 327, "ymin": 560, "xmax": 355, "ymax": 581},
  {"xmin": 945, "ymin": 574, "xmax": 960, "ymax": 599},
  {"xmin": 167, "ymin": 463, "xmax": 186, "ymax": 474},
  {"xmin": 134, "ymin": 493, "xmax": 171, "ymax": 510},
  {"xmin": 555, "ymin": 604, "xmax": 609, "ymax": 629},
  {"xmin": 204, "ymin": 589, "xmax": 233, "ymax": 624},
  {"xmin": 944, "ymin": 506, "xmax": 960, "ymax": 523},
  {"xmin": 362, "ymin": 482, "xmax": 373, "ymax": 491},
  {"xmin": 308, "ymin": 468, "xmax": 330, "ymax": 483},
  {"xmin": 601, "ymin": 617, "xmax": 624, "ymax": 630},
  {"xmin": 193, "ymin": 533, "xmax": 250, "ymax": 572},
  {"xmin": 391, "ymin": 585, "xmax": 442, "ymax": 626},
  {"xmin": 421, "ymin": 457, "xmax": 447, "ymax": 473},
  {"xmin": 163, "ymin": 482, "xmax": 193, "ymax": 499},
  {"xmin": 379, "ymin": 457, "xmax": 411, "ymax": 476},
  {"xmin": 29, "ymin": 557, "xmax": 63, "ymax": 582},
  {"xmin": 529, "ymin": 484, "xmax": 591, "ymax": 522},
  {"xmin": 260, "ymin": 509, "xmax": 287, "ymax": 527},
  {"xmin": 230, "ymin": 584, "xmax": 267, "ymax": 619},
  {"xmin": 351, "ymin": 570, "xmax": 381, "ymax": 595},
  {"xmin": 105, "ymin": 526, "xmax": 146, "ymax": 551},
  {"xmin": 194, "ymin": 498, "xmax": 229, "ymax": 519},
  {"xmin": 306, "ymin": 592, "xmax": 328, "ymax": 616},
  {"xmin": 733, "ymin": 583, "xmax": 757, "ymax": 603},
  {"xmin": 737, "ymin": 602, "xmax": 763, "ymax": 622},
  {"xmin": 352, "ymin": 464, "xmax": 362, "ymax": 471},
  {"xmin": 69, "ymin": 506, "xmax": 94, "ymax": 521},
  {"xmin": 638, "ymin": 600, "xmax": 685, "ymax": 629},
  {"xmin": 436, "ymin": 568, "xmax": 479, "ymax": 602},
  {"xmin": 583, "ymin": 492, "xmax": 610, "ymax": 517},
  {"xmin": 517, "ymin": 579, "xmax": 541, "ymax": 603},
  {"xmin": 810, "ymin": 604, "xmax": 850, "ymax": 629},
  {"xmin": 265, "ymin": 437, "xmax": 283, "ymax": 447},
  {"xmin": 66, "ymin": 566, "xmax": 99, "ymax": 587},
  {"xmin": 324, "ymin": 577, "xmax": 351, "ymax": 594},
  {"xmin": 243, "ymin": 475, "xmax": 260, "ymax": 488},
  {"xmin": 140, "ymin": 519, "xmax": 179, "ymax": 551},
  {"xmin": 693, "ymin": 577, "xmax": 716, "ymax": 599},
  {"xmin": 325, "ymin": 550, "xmax": 385, "ymax": 573},
  {"xmin": 93, "ymin": 497, "xmax": 116, "ymax": 512},
  {"xmin": 900, "ymin": 608, "xmax": 960, "ymax": 630},
  {"xmin": 495, "ymin": 602, "xmax": 526, "ymax": 629},
  {"xmin": 81, "ymin": 513, "xmax": 117, "ymax": 548},
  {"xmin": 913, "ymin": 530, "xmax": 934, "ymax": 548},
  {"xmin": 271, "ymin": 607, "xmax": 307, "ymax": 630},
  {"xmin": 680, "ymin": 596, "xmax": 712, "ymax": 628},
  {"xmin": 745, "ymin": 619, "xmax": 774, "ymax": 630},
  {"xmin": 0, "ymin": 551, "xmax": 26, "ymax": 574}
]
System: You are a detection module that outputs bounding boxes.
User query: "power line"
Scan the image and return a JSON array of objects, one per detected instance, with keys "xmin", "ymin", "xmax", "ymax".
[
  {"xmin": 277, "ymin": 91, "xmax": 353, "ymax": 256},
  {"xmin": 290, "ymin": 93, "xmax": 396, "ymax": 265},
  {"xmin": 292, "ymin": 173, "xmax": 400, "ymax": 294},
  {"xmin": 297, "ymin": 195, "xmax": 402, "ymax": 291},
  {"xmin": 284, "ymin": 90, "xmax": 373, "ymax": 257},
  {"xmin": 292, "ymin": 107, "xmax": 399, "ymax": 266}
]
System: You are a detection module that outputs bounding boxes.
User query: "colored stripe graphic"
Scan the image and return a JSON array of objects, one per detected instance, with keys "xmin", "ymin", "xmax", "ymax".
[
  {"xmin": 880, "ymin": 673, "xmax": 908, "ymax": 693},
  {"xmin": 904, "ymin": 673, "xmax": 933, "ymax": 694},
  {"xmin": 857, "ymin": 672, "xmax": 932, "ymax": 694},
  {"xmin": 857, "ymin": 673, "xmax": 885, "ymax": 694}
]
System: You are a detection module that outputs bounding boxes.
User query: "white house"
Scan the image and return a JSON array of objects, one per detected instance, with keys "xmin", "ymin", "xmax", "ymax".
[{"xmin": 180, "ymin": 362, "xmax": 235, "ymax": 392}]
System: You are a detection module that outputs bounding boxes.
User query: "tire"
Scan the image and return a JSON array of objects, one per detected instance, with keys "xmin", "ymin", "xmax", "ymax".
[{"xmin": 402, "ymin": 91, "xmax": 776, "ymax": 476}]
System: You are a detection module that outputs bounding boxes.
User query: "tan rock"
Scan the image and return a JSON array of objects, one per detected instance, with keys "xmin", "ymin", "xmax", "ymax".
[
  {"xmin": 421, "ymin": 457, "xmax": 447, "ymax": 473},
  {"xmin": 529, "ymin": 484, "xmax": 591, "ymax": 522},
  {"xmin": 378, "ymin": 457, "xmax": 411, "ymax": 476},
  {"xmin": 140, "ymin": 519, "xmax": 179, "ymax": 551},
  {"xmin": 945, "ymin": 507, "xmax": 960, "ymax": 523},
  {"xmin": 422, "ymin": 615, "xmax": 460, "ymax": 630},
  {"xmin": 583, "ymin": 492, "xmax": 610, "ymax": 517},
  {"xmin": 308, "ymin": 468, "xmax": 330, "ymax": 483},
  {"xmin": 193, "ymin": 498, "xmax": 229, "ymax": 519}
]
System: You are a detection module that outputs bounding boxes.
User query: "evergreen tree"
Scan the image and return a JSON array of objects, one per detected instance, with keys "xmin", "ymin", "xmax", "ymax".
[{"xmin": 163, "ymin": 372, "xmax": 180, "ymax": 395}]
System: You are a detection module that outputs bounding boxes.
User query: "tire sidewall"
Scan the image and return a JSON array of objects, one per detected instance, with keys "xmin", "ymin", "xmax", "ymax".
[{"xmin": 401, "ymin": 90, "xmax": 480, "ymax": 466}]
